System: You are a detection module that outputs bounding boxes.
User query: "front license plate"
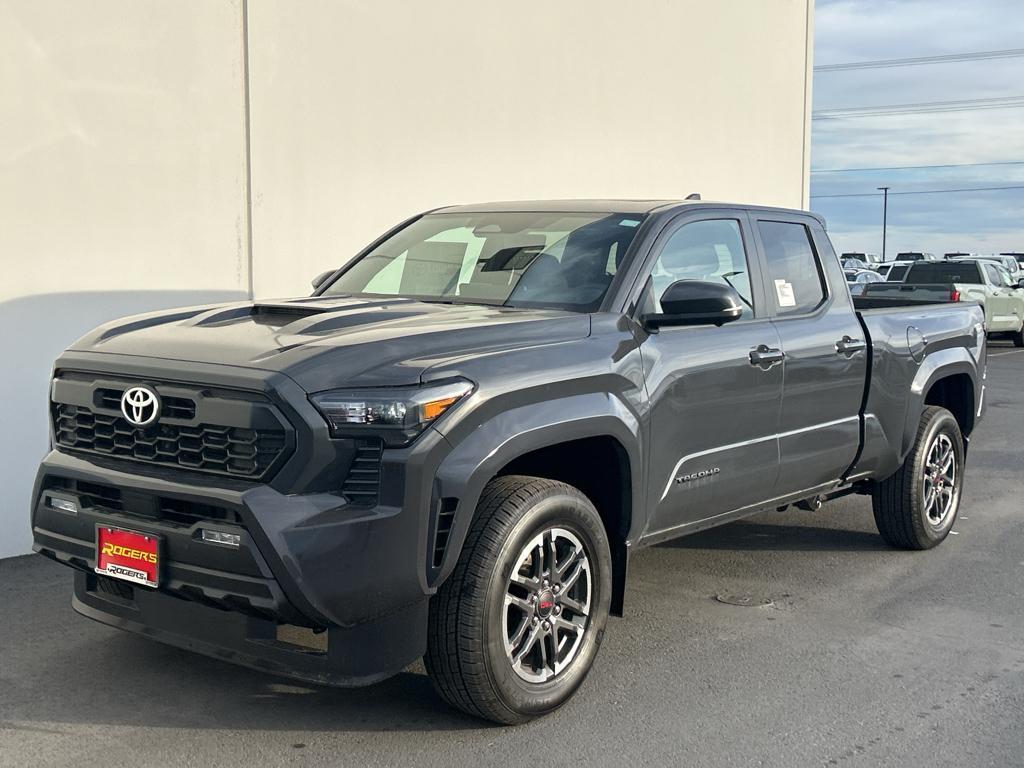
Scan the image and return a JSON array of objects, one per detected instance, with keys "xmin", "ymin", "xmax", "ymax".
[{"xmin": 95, "ymin": 526, "xmax": 160, "ymax": 588}]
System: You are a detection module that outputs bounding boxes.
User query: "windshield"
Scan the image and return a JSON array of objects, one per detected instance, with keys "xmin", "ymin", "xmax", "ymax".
[{"xmin": 321, "ymin": 211, "xmax": 646, "ymax": 311}]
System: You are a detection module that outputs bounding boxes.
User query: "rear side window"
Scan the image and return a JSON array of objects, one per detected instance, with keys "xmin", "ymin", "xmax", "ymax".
[
  {"xmin": 757, "ymin": 221, "xmax": 827, "ymax": 315},
  {"xmin": 905, "ymin": 263, "xmax": 982, "ymax": 284}
]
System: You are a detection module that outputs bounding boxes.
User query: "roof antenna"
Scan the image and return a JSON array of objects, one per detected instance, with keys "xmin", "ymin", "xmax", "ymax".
[{"xmin": 685, "ymin": 193, "xmax": 701, "ymax": 200}]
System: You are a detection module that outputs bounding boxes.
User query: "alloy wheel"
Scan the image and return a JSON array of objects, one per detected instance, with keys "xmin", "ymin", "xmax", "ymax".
[
  {"xmin": 922, "ymin": 433, "xmax": 957, "ymax": 527},
  {"xmin": 502, "ymin": 527, "xmax": 592, "ymax": 683}
]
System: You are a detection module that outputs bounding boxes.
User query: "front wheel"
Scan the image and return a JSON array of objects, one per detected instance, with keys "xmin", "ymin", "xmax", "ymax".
[
  {"xmin": 425, "ymin": 475, "xmax": 612, "ymax": 724},
  {"xmin": 871, "ymin": 406, "xmax": 965, "ymax": 549}
]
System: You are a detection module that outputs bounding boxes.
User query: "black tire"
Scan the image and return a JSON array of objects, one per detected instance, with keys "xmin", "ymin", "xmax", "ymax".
[
  {"xmin": 1012, "ymin": 326, "xmax": 1024, "ymax": 347},
  {"xmin": 425, "ymin": 475, "xmax": 612, "ymax": 724},
  {"xmin": 871, "ymin": 406, "xmax": 965, "ymax": 550}
]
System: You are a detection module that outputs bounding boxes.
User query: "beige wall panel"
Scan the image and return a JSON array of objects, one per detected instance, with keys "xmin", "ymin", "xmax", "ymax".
[
  {"xmin": 0, "ymin": 0, "xmax": 249, "ymax": 558},
  {"xmin": 247, "ymin": 0, "xmax": 813, "ymax": 297}
]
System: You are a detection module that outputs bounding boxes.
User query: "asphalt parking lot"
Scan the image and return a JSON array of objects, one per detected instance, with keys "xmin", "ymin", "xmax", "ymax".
[{"xmin": 2, "ymin": 343, "xmax": 1023, "ymax": 768}]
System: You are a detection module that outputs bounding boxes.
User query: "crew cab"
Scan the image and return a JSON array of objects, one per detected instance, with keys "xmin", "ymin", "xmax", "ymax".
[
  {"xmin": 31, "ymin": 200, "xmax": 985, "ymax": 724},
  {"xmin": 864, "ymin": 259, "xmax": 1024, "ymax": 346}
]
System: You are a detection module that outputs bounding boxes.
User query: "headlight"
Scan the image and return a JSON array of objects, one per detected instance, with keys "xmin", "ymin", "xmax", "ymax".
[{"xmin": 309, "ymin": 379, "xmax": 474, "ymax": 446}]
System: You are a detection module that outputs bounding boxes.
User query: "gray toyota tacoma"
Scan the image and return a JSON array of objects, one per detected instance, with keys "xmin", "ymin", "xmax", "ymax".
[{"xmin": 32, "ymin": 200, "xmax": 986, "ymax": 723}]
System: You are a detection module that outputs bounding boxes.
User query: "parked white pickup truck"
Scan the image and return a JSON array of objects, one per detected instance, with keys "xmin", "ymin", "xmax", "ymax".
[{"xmin": 863, "ymin": 258, "xmax": 1024, "ymax": 346}]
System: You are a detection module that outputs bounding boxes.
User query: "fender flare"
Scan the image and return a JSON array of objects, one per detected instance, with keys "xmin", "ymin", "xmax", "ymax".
[
  {"xmin": 429, "ymin": 392, "xmax": 643, "ymax": 588},
  {"xmin": 901, "ymin": 347, "xmax": 978, "ymax": 460}
]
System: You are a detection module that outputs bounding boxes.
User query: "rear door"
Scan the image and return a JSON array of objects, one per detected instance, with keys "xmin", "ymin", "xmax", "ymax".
[
  {"xmin": 750, "ymin": 215, "xmax": 868, "ymax": 496},
  {"xmin": 636, "ymin": 212, "xmax": 784, "ymax": 537}
]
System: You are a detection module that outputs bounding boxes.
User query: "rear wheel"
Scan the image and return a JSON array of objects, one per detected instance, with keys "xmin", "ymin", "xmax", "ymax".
[
  {"xmin": 871, "ymin": 406, "xmax": 964, "ymax": 549},
  {"xmin": 425, "ymin": 475, "xmax": 612, "ymax": 724},
  {"xmin": 1012, "ymin": 324, "xmax": 1024, "ymax": 347}
]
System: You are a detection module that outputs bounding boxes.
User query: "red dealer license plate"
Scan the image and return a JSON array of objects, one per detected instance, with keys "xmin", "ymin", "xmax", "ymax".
[{"xmin": 95, "ymin": 526, "xmax": 160, "ymax": 588}]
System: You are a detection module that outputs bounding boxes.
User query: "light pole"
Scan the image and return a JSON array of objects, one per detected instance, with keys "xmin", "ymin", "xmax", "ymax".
[{"xmin": 877, "ymin": 186, "xmax": 890, "ymax": 261}]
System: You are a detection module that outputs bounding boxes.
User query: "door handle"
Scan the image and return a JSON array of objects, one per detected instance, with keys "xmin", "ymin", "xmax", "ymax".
[
  {"xmin": 749, "ymin": 344, "xmax": 785, "ymax": 367},
  {"xmin": 835, "ymin": 336, "xmax": 866, "ymax": 355}
]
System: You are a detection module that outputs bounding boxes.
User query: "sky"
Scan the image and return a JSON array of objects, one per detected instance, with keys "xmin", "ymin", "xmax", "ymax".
[{"xmin": 811, "ymin": 0, "xmax": 1024, "ymax": 258}]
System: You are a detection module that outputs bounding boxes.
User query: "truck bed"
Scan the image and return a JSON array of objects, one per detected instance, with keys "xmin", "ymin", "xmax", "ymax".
[{"xmin": 854, "ymin": 282, "xmax": 963, "ymax": 310}]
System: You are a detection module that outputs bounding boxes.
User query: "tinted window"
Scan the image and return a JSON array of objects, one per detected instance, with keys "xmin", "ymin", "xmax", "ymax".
[
  {"xmin": 757, "ymin": 221, "xmax": 826, "ymax": 315},
  {"xmin": 648, "ymin": 219, "xmax": 754, "ymax": 318},
  {"xmin": 322, "ymin": 211, "xmax": 644, "ymax": 311},
  {"xmin": 904, "ymin": 263, "xmax": 982, "ymax": 284},
  {"xmin": 887, "ymin": 265, "xmax": 909, "ymax": 281}
]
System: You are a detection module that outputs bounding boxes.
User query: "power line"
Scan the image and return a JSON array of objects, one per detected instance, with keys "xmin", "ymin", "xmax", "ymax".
[
  {"xmin": 811, "ymin": 184, "xmax": 1024, "ymax": 199},
  {"xmin": 812, "ymin": 160, "xmax": 1024, "ymax": 174},
  {"xmin": 813, "ymin": 96, "xmax": 1024, "ymax": 120},
  {"xmin": 815, "ymin": 48, "xmax": 1024, "ymax": 72}
]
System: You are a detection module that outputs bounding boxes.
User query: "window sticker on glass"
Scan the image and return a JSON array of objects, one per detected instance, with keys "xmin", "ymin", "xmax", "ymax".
[
  {"xmin": 619, "ymin": 219, "xmax": 640, "ymax": 227},
  {"xmin": 774, "ymin": 279, "xmax": 796, "ymax": 307}
]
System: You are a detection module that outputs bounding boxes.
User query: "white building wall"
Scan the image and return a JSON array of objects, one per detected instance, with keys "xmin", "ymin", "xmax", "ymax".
[
  {"xmin": 0, "ymin": 0, "xmax": 812, "ymax": 558},
  {"xmin": 0, "ymin": 1, "xmax": 250, "ymax": 558},
  {"xmin": 247, "ymin": 0, "xmax": 815, "ymax": 297}
]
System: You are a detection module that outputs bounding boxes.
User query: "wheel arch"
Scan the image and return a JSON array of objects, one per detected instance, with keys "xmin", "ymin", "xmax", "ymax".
[
  {"xmin": 904, "ymin": 348, "xmax": 979, "ymax": 459},
  {"xmin": 430, "ymin": 394, "xmax": 643, "ymax": 617}
]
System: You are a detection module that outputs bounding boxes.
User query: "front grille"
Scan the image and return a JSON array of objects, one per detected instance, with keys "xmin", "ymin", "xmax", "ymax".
[
  {"xmin": 94, "ymin": 387, "xmax": 196, "ymax": 419},
  {"xmin": 77, "ymin": 480, "xmax": 124, "ymax": 511},
  {"xmin": 54, "ymin": 404, "xmax": 285, "ymax": 479},
  {"xmin": 45, "ymin": 477, "xmax": 240, "ymax": 527}
]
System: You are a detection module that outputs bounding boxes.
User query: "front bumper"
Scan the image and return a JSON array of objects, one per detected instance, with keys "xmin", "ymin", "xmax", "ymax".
[
  {"xmin": 71, "ymin": 570, "xmax": 427, "ymax": 687},
  {"xmin": 32, "ymin": 371, "xmax": 455, "ymax": 687}
]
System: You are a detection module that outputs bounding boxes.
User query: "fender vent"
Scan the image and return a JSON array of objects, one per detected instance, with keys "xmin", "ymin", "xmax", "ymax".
[
  {"xmin": 432, "ymin": 498, "xmax": 459, "ymax": 568},
  {"xmin": 341, "ymin": 439, "xmax": 383, "ymax": 505}
]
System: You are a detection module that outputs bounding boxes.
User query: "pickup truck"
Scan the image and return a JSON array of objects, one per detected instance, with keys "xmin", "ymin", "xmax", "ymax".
[
  {"xmin": 863, "ymin": 259, "xmax": 1024, "ymax": 346},
  {"xmin": 31, "ymin": 200, "xmax": 986, "ymax": 724}
]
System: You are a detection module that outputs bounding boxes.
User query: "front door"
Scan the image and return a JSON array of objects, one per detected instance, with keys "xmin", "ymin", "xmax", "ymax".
[
  {"xmin": 639, "ymin": 214, "xmax": 784, "ymax": 538},
  {"xmin": 983, "ymin": 262, "xmax": 1015, "ymax": 330},
  {"xmin": 750, "ymin": 216, "xmax": 868, "ymax": 495}
]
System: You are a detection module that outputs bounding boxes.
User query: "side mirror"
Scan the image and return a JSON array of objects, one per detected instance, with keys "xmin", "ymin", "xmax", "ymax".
[
  {"xmin": 311, "ymin": 270, "xmax": 335, "ymax": 290},
  {"xmin": 642, "ymin": 280, "xmax": 744, "ymax": 329}
]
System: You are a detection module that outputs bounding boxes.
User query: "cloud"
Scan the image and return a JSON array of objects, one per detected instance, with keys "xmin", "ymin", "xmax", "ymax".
[{"xmin": 810, "ymin": 0, "xmax": 1024, "ymax": 254}]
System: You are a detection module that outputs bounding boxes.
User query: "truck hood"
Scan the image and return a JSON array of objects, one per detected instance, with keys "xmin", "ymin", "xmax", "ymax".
[{"xmin": 68, "ymin": 296, "xmax": 591, "ymax": 391}]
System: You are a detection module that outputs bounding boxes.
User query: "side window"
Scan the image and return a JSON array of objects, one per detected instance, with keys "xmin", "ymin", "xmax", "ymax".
[
  {"xmin": 758, "ymin": 221, "xmax": 827, "ymax": 315},
  {"xmin": 648, "ymin": 219, "xmax": 754, "ymax": 318},
  {"xmin": 984, "ymin": 264, "xmax": 1003, "ymax": 286}
]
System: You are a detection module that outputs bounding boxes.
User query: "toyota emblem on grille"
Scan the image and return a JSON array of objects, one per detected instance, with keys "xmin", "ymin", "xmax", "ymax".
[{"xmin": 120, "ymin": 386, "xmax": 160, "ymax": 427}]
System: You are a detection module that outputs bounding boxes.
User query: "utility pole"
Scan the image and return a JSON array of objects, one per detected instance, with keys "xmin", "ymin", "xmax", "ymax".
[{"xmin": 877, "ymin": 186, "xmax": 890, "ymax": 261}]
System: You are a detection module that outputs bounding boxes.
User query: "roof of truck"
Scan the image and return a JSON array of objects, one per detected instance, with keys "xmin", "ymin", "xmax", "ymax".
[{"xmin": 435, "ymin": 199, "xmax": 825, "ymax": 224}]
